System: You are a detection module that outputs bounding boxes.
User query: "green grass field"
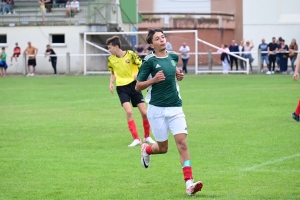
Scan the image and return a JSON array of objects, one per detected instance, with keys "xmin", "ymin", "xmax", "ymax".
[{"xmin": 0, "ymin": 74, "xmax": 299, "ymax": 200}]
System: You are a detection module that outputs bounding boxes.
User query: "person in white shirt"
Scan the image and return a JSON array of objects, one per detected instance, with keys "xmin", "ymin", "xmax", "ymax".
[
  {"xmin": 179, "ymin": 42, "xmax": 190, "ymax": 74},
  {"xmin": 70, "ymin": 0, "xmax": 79, "ymax": 15}
]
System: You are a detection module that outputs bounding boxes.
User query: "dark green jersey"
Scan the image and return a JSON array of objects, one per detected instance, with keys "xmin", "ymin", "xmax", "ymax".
[{"xmin": 137, "ymin": 51, "xmax": 182, "ymax": 107}]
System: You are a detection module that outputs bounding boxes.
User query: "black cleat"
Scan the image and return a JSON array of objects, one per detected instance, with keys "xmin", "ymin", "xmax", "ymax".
[{"xmin": 291, "ymin": 113, "xmax": 299, "ymax": 122}]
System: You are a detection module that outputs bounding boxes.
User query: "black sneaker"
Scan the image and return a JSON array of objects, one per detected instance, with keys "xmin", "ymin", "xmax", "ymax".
[{"xmin": 291, "ymin": 113, "xmax": 299, "ymax": 122}]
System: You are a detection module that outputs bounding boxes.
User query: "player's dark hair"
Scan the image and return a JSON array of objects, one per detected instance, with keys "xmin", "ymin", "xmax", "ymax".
[
  {"xmin": 1, "ymin": 47, "xmax": 4, "ymax": 50},
  {"xmin": 106, "ymin": 36, "xmax": 121, "ymax": 48},
  {"xmin": 146, "ymin": 28, "xmax": 164, "ymax": 44}
]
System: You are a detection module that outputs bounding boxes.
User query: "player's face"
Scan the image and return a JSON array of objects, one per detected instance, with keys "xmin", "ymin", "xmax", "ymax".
[
  {"xmin": 151, "ymin": 32, "xmax": 166, "ymax": 51},
  {"xmin": 107, "ymin": 44, "xmax": 118, "ymax": 55}
]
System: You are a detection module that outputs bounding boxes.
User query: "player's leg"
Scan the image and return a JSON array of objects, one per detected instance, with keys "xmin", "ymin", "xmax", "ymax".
[
  {"xmin": 132, "ymin": 89, "xmax": 155, "ymax": 144},
  {"xmin": 168, "ymin": 107, "xmax": 203, "ymax": 195},
  {"xmin": 117, "ymin": 86, "xmax": 141, "ymax": 146},
  {"xmin": 140, "ymin": 105, "xmax": 169, "ymax": 168},
  {"xmin": 292, "ymin": 99, "xmax": 300, "ymax": 122}
]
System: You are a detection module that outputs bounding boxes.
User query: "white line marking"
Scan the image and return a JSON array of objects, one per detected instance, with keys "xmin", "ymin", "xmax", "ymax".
[{"xmin": 242, "ymin": 153, "xmax": 300, "ymax": 171}]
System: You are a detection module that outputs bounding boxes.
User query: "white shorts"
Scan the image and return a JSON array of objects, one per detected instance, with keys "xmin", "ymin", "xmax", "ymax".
[{"xmin": 147, "ymin": 105, "xmax": 188, "ymax": 142}]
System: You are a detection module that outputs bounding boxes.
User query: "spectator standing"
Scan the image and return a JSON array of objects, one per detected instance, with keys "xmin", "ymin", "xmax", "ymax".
[
  {"xmin": 179, "ymin": 42, "xmax": 190, "ymax": 74},
  {"xmin": 39, "ymin": 0, "xmax": 46, "ymax": 22},
  {"xmin": 70, "ymin": 0, "xmax": 79, "ymax": 16},
  {"xmin": 217, "ymin": 44, "xmax": 230, "ymax": 74},
  {"xmin": 166, "ymin": 39, "xmax": 173, "ymax": 51},
  {"xmin": 267, "ymin": 37, "xmax": 278, "ymax": 74},
  {"xmin": 258, "ymin": 38, "xmax": 269, "ymax": 73},
  {"xmin": 243, "ymin": 40, "xmax": 254, "ymax": 73},
  {"xmin": 24, "ymin": 42, "xmax": 38, "ymax": 77},
  {"xmin": 229, "ymin": 40, "xmax": 239, "ymax": 70},
  {"xmin": 45, "ymin": 0, "xmax": 52, "ymax": 13},
  {"xmin": 0, "ymin": 47, "xmax": 8, "ymax": 77},
  {"xmin": 10, "ymin": 42, "xmax": 20, "ymax": 66},
  {"xmin": 276, "ymin": 37, "xmax": 283, "ymax": 72},
  {"xmin": 135, "ymin": 43, "xmax": 145, "ymax": 60},
  {"xmin": 238, "ymin": 40, "xmax": 245, "ymax": 70},
  {"xmin": 45, "ymin": 45, "xmax": 57, "ymax": 75},
  {"xmin": 289, "ymin": 39, "xmax": 298, "ymax": 74},
  {"xmin": 278, "ymin": 39, "xmax": 289, "ymax": 73}
]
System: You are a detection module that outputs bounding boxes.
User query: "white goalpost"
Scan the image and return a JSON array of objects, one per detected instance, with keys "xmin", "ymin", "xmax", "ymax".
[{"xmin": 83, "ymin": 30, "xmax": 249, "ymax": 75}]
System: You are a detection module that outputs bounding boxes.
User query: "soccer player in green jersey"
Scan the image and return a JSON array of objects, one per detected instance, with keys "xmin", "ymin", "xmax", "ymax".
[
  {"xmin": 106, "ymin": 36, "xmax": 155, "ymax": 147},
  {"xmin": 136, "ymin": 29, "xmax": 203, "ymax": 196}
]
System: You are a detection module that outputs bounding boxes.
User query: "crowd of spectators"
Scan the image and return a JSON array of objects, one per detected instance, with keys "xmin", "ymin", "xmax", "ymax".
[{"xmin": 219, "ymin": 37, "xmax": 298, "ymax": 74}]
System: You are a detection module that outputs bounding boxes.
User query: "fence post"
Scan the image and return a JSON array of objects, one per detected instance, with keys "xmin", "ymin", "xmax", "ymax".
[
  {"xmin": 66, "ymin": 52, "xmax": 70, "ymax": 75},
  {"xmin": 23, "ymin": 54, "xmax": 26, "ymax": 75},
  {"xmin": 208, "ymin": 50, "xmax": 212, "ymax": 70},
  {"xmin": 258, "ymin": 49, "xmax": 262, "ymax": 73}
]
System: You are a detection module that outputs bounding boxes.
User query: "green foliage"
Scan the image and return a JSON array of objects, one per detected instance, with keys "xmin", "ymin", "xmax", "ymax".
[{"xmin": 0, "ymin": 74, "xmax": 299, "ymax": 199}]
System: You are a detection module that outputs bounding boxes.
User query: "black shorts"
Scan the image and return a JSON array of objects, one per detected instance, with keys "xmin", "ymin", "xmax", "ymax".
[
  {"xmin": 28, "ymin": 59, "xmax": 36, "ymax": 67},
  {"xmin": 116, "ymin": 81, "xmax": 145, "ymax": 107}
]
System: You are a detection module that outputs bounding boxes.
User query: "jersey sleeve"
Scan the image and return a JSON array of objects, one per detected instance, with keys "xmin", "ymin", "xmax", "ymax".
[
  {"xmin": 130, "ymin": 51, "xmax": 142, "ymax": 68},
  {"xmin": 137, "ymin": 60, "xmax": 151, "ymax": 81},
  {"xmin": 107, "ymin": 56, "xmax": 113, "ymax": 72}
]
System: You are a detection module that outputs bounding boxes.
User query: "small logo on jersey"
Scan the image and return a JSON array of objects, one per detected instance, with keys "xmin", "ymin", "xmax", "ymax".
[
  {"xmin": 155, "ymin": 64, "xmax": 161, "ymax": 68},
  {"xmin": 185, "ymin": 127, "xmax": 187, "ymax": 130},
  {"xmin": 125, "ymin": 59, "xmax": 130, "ymax": 63},
  {"xmin": 141, "ymin": 99, "xmax": 144, "ymax": 102},
  {"xmin": 171, "ymin": 60, "xmax": 176, "ymax": 67}
]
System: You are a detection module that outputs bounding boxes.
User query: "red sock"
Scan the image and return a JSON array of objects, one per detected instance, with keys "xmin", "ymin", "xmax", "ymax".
[
  {"xmin": 128, "ymin": 120, "xmax": 139, "ymax": 140},
  {"xmin": 145, "ymin": 145, "xmax": 153, "ymax": 155},
  {"xmin": 182, "ymin": 166, "xmax": 193, "ymax": 181},
  {"xmin": 143, "ymin": 118, "xmax": 150, "ymax": 138},
  {"xmin": 295, "ymin": 100, "xmax": 300, "ymax": 115}
]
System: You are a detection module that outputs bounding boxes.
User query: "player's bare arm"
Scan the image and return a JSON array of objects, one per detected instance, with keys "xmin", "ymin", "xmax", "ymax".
[
  {"xmin": 293, "ymin": 56, "xmax": 300, "ymax": 81},
  {"xmin": 109, "ymin": 72, "xmax": 116, "ymax": 94},
  {"xmin": 136, "ymin": 70, "xmax": 165, "ymax": 92}
]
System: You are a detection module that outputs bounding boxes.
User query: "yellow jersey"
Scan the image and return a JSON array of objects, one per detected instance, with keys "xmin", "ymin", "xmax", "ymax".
[{"xmin": 108, "ymin": 50, "xmax": 142, "ymax": 86}]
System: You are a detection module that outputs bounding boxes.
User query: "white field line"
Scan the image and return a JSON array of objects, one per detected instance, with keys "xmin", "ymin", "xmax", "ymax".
[{"xmin": 242, "ymin": 153, "xmax": 300, "ymax": 171}]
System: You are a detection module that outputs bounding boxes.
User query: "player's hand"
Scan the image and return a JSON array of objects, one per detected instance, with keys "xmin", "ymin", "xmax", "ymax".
[
  {"xmin": 109, "ymin": 82, "xmax": 114, "ymax": 94},
  {"xmin": 293, "ymin": 72, "xmax": 299, "ymax": 81},
  {"xmin": 176, "ymin": 69, "xmax": 184, "ymax": 81},
  {"xmin": 153, "ymin": 70, "xmax": 165, "ymax": 83}
]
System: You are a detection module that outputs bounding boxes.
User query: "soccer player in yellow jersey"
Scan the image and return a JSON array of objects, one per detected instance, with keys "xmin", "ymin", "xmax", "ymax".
[{"xmin": 106, "ymin": 36, "xmax": 156, "ymax": 147}]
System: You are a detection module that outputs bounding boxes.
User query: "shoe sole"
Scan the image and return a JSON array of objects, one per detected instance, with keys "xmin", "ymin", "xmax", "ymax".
[
  {"xmin": 141, "ymin": 144, "xmax": 149, "ymax": 168},
  {"xmin": 189, "ymin": 182, "xmax": 203, "ymax": 195}
]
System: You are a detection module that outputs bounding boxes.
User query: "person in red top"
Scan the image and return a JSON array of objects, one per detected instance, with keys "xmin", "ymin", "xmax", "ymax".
[{"xmin": 10, "ymin": 42, "xmax": 20, "ymax": 67}]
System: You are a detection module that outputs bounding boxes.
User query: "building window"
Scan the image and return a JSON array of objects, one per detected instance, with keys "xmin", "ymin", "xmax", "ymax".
[
  {"xmin": 0, "ymin": 35, "xmax": 7, "ymax": 44},
  {"xmin": 51, "ymin": 34, "xmax": 66, "ymax": 47}
]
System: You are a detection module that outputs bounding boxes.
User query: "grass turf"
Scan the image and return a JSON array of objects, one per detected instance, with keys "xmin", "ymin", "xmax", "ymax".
[{"xmin": 0, "ymin": 74, "xmax": 299, "ymax": 199}]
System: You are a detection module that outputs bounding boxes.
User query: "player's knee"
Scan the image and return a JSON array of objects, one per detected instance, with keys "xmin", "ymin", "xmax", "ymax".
[{"xmin": 125, "ymin": 110, "xmax": 133, "ymax": 118}]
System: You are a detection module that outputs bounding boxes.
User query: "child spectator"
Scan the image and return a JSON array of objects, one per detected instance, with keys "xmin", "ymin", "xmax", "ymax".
[
  {"xmin": 39, "ymin": 0, "xmax": 46, "ymax": 22},
  {"xmin": 0, "ymin": 47, "xmax": 8, "ymax": 77},
  {"xmin": 10, "ymin": 42, "xmax": 20, "ymax": 66},
  {"xmin": 2, "ymin": 0, "xmax": 14, "ymax": 14}
]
